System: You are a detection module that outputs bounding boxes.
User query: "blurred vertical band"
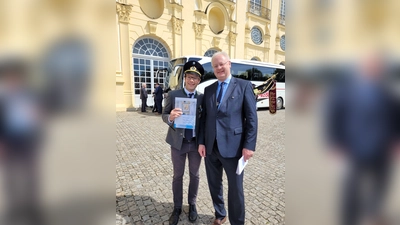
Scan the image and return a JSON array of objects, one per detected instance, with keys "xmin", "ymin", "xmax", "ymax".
[
  {"xmin": 0, "ymin": 0, "xmax": 115, "ymax": 225},
  {"xmin": 288, "ymin": 0, "xmax": 400, "ymax": 225}
]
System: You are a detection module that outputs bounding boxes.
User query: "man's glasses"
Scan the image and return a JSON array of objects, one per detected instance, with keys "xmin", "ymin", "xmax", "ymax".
[
  {"xmin": 212, "ymin": 61, "xmax": 229, "ymax": 69},
  {"xmin": 185, "ymin": 76, "xmax": 200, "ymax": 81}
]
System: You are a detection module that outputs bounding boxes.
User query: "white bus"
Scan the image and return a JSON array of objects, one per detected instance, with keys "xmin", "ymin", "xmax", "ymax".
[{"xmin": 166, "ymin": 56, "xmax": 286, "ymax": 110}]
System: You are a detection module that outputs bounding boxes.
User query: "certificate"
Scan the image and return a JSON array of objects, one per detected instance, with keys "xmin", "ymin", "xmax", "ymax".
[
  {"xmin": 236, "ymin": 156, "xmax": 249, "ymax": 175},
  {"xmin": 174, "ymin": 97, "xmax": 197, "ymax": 129}
]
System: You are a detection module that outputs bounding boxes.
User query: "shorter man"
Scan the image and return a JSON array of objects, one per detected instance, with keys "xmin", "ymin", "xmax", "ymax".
[
  {"xmin": 140, "ymin": 83, "xmax": 148, "ymax": 112},
  {"xmin": 162, "ymin": 61, "xmax": 204, "ymax": 225}
]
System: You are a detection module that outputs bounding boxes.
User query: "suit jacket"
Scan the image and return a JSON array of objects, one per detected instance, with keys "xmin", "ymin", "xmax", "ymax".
[
  {"xmin": 154, "ymin": 86, "xmax": 163, "ymax": 100},
  {"xmin": 140, "ymin": 87, "xmax": 147, "ymax": 99},
  {"xmin": 162, "ymin": 89, "xmax": 204, "ymax": 150},
  {"xmin": 326, "ymin": 76, "xmax": 400, "ymax": 162},
  {"xmin": 198, "ymin": 76, "xmax": 258, "ymax": 158}
]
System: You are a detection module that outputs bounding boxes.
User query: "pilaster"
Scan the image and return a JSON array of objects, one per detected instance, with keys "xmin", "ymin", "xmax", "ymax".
[
  {"xmin": 116, "ymin": 2, "xmax": 133, "ymax": 110},
  {"xmin": 194, "ymin": 23, "xmax": 206, "ymax": 55},
  {"xmin": 171, "ymin": 15, "xmax": 184, "ymax": 57}
]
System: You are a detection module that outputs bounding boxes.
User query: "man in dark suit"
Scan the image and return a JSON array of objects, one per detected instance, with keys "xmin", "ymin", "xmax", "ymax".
[
  {"xmin": 162, "ymin": 61, "xmax": 204, "ymax": 225},
  {"xmin": 154, "ymin": 82, "xmax": 163, "ymax": 114},
  {"xmin": 0, "ymin": 56, "xmax": 45, "ymax": 224},
  {"xmin": 140, "ymin": 83, "xmax": 148, "ymax": 112},
  {"xmin": 325, "ymin": 53, "xmax": 400, "ymax": 225},
  {"xmin": 198, "ymin": 52, "xmax": 258, "ymax": 225}
]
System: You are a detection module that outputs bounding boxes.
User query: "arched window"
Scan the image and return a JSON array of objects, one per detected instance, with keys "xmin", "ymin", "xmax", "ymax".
[
  {"xmin": 132, "ymin": 38, "xmax": 170, "ymax": 108},
  {"xmin": 204, "ymin": 49, "xmax": 218, "ymax": 57},
  {"xmin": 133, "ymin": 38, "xmax": 169, "ymax": 58}
]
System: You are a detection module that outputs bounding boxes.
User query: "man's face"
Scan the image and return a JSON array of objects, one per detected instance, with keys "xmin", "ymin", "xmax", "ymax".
[
  {"xmin": 184, "ymin": 73, "xmax": 200, "ymax": 92},
  {"xmin": 212, "ymin": 54, "xmax": 231, "ymax": 81}
]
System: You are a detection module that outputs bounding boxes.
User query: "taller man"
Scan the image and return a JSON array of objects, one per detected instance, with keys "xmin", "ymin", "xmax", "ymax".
[
  {"xmin": 198, "ymin": 52, "xmax": 258, "ymax": 225},
  {"xmin": 162, "ymin": 61, "xmax": 204, "ymax": 225},
  {"xmin": 153, "ymin": 82, "xmax": 163, "ymax": 114}
]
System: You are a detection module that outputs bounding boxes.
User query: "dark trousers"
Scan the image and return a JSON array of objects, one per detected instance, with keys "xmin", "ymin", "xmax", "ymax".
[
  {"xmin": 155, "ymin": 99, "xmax": 163, "ymax": 114},
  {"xmin": 171, "ymin": 142, "xmax": 202, "ymax": 208},
  {"xmin": 341, "ymin": 159, "xmax": 390, "ymax": 225},
  {"xmin": 205, "ymin": 142, "xmax": 245, "ymax": 225},
  {"xmin": 141, "ymin": 98, "xmax": 147, "ymax": 112},
  {"xmin": 1, "ymin": 149, "xmax": 43, "ymax": 224}
]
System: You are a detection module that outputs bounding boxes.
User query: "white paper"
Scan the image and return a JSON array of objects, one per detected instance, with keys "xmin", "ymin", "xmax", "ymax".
[
  {"xmin": 236, "ymin": 156, "xmax": 249, "ymax": 175},
  {"xmin": 174, "ymin": 97, "xmax": 197, "ymax": 129}
]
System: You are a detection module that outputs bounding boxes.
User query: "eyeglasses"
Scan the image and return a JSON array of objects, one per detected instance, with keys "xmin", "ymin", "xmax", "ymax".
[
  {"xmin": 212, "ymin": 61, "xmax": 229, "ymax": 69},
  {"xmin": 185, "ymin": 76, "xmax": 200, "ymax": 81}
]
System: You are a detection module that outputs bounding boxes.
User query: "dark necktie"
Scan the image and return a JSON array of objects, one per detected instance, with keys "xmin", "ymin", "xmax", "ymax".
[
  {"xmin": 185, "ymin": 93, "xmax": 194, "ymax": 139},
  {"xmin": 216, "ymin": 82, "xmax": 225, "ymax": 107}
]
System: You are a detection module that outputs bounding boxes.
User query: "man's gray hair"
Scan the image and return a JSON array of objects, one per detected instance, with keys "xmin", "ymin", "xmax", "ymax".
[{"xmin": 211, "ymin": 51, "xmax": 230, "ymax": 61}]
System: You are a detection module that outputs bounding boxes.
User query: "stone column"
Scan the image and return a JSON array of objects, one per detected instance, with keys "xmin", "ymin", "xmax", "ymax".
[
  {"xmin": 229, "ymin": 31, "xmax": 237, "ymax": 58},
  {"xmin": 193, "ymin": 23, "xmax": 205, "ymax": 55},
  {"xmin": 171, "ymin": 16, "xmax": 184, "ymax": 58},
  {"xmin": 116, "ymin": 2, "xmax": 133, "ymax": 110}
]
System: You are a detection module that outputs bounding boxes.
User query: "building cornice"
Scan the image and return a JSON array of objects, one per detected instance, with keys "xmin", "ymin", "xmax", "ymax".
[
  {"xmin": 244, "ymin": 43, "xmax": 270, "ymax": 51},
  {"xmin": 246, "ymin": 12, "xmax": 270, "ymax": 23}
]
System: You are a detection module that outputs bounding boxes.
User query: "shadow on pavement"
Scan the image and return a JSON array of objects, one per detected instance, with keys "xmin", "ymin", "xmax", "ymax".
[{"xmin": 116, "ymin": 195, "xmax": 215, "ymax": 225}]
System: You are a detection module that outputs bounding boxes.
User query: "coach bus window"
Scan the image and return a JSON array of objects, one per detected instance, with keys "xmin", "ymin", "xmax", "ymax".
[
  {"xmin": 275, "ymin": 68, "xmax": 285, "ymax": 82},
  {"xmin": 188, "ymin": 57, "xmax": 202, "ymax": 62},
  {"xmin": 253, "ymin": 66, "xmax": 277, "ymax": 81},
  {"xmin": 201, "ymin": 62, "xmax": 216, "ymax": 82},
  {"xmin": 231, "ymin": 63, "xmax": 252, "ymax": 80}
]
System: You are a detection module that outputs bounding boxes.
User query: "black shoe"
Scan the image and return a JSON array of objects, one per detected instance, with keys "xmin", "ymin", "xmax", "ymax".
[
  {"xmin": 169, "ymin": 208, "xmax": 181, "ymax": 225},
  {"xmin": 188, "ymin": 204, "xmax": 197, "ymax": 222}
]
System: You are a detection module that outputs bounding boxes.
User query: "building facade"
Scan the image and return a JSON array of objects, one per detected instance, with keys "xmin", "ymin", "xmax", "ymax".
[{"xmin": 116, "ymin": 0, "xmax": 285, "ymax": 111}]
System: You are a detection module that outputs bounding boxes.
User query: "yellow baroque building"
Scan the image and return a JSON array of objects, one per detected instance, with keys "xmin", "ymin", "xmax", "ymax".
[{"xmin": 116, "ymin": 0, "xmax": 285, "ymax": 111}]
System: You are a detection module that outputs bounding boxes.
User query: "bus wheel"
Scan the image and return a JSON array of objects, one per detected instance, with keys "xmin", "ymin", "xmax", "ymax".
[{"xmin": 277, "ymin": 97, "xmax": 284, "ymax": 110}]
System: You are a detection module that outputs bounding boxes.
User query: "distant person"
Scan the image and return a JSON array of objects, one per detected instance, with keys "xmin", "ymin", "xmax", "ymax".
[
  {"xmin": 162, "ymin": 61, "xmax": 204, "ymax": 225},
  {"xmin": 0, "ymin": 56, "xmax": 45, "ymax": 225},
  {"xmin": 154, "ymin": 82, "xmax": 163, "ymax": 115},
  {"xmin": 198, "ymin": 52, "xmax": 258, "ymax": 225},
  {"xmin": 140, "ymin": 83, "xmax": 148, "ymax": 112},
  {"xmin": 324, "ymin": 52, "xmax": 400, "ymax": 225}
]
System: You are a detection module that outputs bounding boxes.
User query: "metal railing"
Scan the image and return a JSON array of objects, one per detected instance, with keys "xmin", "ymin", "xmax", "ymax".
[
  {"xmin": 279, "ymin": 14, "xmax": 285, "ymax": 26},
  {"xmin": 248, "ymin": 1, "xmax": 271, "ymax": 20}
]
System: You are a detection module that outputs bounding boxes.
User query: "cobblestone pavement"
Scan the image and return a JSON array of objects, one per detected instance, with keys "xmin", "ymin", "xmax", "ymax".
[{"xmin": 116, "ymin": 108, "xmax": 285, "ymax": 225}]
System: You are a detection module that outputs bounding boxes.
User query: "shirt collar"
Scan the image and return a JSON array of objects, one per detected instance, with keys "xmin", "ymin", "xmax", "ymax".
[
  {"xmin": 184, "ymin": 88, "xmax": 196, "ymax": 96},
  {"xmin": 218, "ymin": 75, "xmax": 232, "ymax": 85}
]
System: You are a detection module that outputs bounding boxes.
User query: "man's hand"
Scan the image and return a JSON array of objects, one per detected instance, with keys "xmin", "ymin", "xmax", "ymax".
[
  {"xmin": 242, "ymin": 148, "xmax": 254, "ymax": 162},
  {"xmin": 198, "ymin": 144, "xmax": 206, "ymax": 157},
  {"xmin": 169, "ymin": 108, "xmax": 183, "ymax": 121}
]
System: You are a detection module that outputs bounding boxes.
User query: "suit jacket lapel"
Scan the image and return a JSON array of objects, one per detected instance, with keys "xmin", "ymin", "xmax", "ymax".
[{"xmin": 210, "ymin": 81, "xmax": 219, "ymax": 110}]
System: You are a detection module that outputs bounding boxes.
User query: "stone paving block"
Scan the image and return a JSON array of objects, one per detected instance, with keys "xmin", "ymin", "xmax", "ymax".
[{"xmin": 116, "ymin": 110, "xmax": 285, "ymax": 224}]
